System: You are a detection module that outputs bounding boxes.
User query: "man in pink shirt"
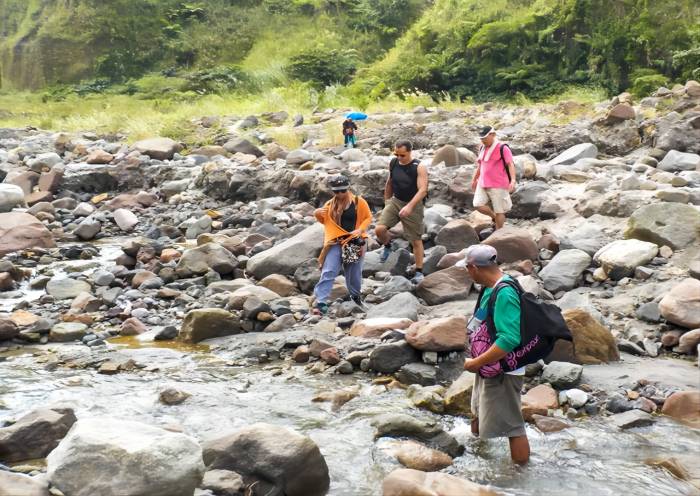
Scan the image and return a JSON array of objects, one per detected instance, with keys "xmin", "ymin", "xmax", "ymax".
[{"xmin": 470, "ymin": 126, "xmax": 517, "ymax": 230}]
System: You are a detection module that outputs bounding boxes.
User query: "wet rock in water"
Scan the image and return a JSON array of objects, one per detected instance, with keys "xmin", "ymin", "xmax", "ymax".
[
  {"xmin": 610, "ymin": 410, "xmax": 655, "ymax": 429},
  {"xmin": 202, "ymin": 423, "xmax": 329, "ymax": 496},
  {"xmin": 405, "ymin": 316, "xmax": 467, "ymax": 352},
  {"xmin": 625, "ymin": 203, "xmax": 700, "ymax": 249},
  {"xmin": 388, "ymin": 440, "xmax": 453, "ymax": 471},
  {"xmin": 532, "ymin": 414, "xmax": 570, "ymax": 433},
  {"xmin": 350, "ymin": 318, "xmax": 413, "ymax": 338},
  {"xmin": 521, "ymin": 384, "xmax": 559, "ymax": 421},
  {"xmin": 541, "ymin": 362, "xmax": 583, "ymax": 389},
  {"xmin": 366, "ymin": 292, "xmax": 420, "ymax": 321},
  {"xmin": 593, "ymin": 239, "xmax": 658, "ymax": 280},
  {"xmin": 120, "ymin": 317, "xmax": 147, "ymax": 336},
  {"xmin": 133, "ymin": 137, "xmax": 182, "ymax": 160},
  {"xmin": 415, "ymin": 265, "xmax": 473, "ymax": 306},
  {"xmin": 179, "ymin": 308, "xmax": 242, "ymax": 343},
  {"xmin": 154, "ymin": 325, "xmax": 178, "ymax": 341},
  {"xmin": 539, "ymin": 249, "xmax": 591, "ymax": 293},
  {"xmin": 434, "ymin": 219, "xmax": 479, "ymax": 253},
  {"xmin": 246, "ymin": 224, "xmax": 324, "ymax": 279},
  {"xmin": 47, "ymin": 418, "xmax": 204, "ymax": 496},
  {"xmin": 659, "ymin": 278, "xmax": 700, "ymax": 329},
  {"xmin": 398, "ymin": 363, "xmax": 438, "ymax": 386},
  {"xmin": 0, "ymin": 183, "xmax": 26, "ymax": 212},
  {"xmin": 0, "ymin": 471, "xmax": 49, "ymax": 496},
  {"xmin": 368, "ymin": 341, "xmax": 420, "ymax": 374},
  {"xmin": 50, "ymin": 322, "xmax": 88, "ymax": 342},
  {"xmin": 662, "ymin": 391, "xmax": 700, "ymax": 428},
  {"xmin": 443, "ymin": 372, "xmax": 475, "ymax": 416},
  {"xmin": 312, "ymin": 387, "xmax": 359, "ymax": 411},
  {"xmin": 177, "ymin": 243, "xmax": 238, "ymax": 277},
  {"xmin": 382, "ymin": 468, "xmax": 497, "ymax": 496},
  {"xmin": 0, "ymin": 212, "xmax": 56, "ymax": 256},
  {"xmin": 201, "ymin": 469, "xmax": 244, "ymax": 496},
  {"xmin": 407, "ymin": 385, "xmax": 445, "ymax": 413},
  {"xmin": 483, "ymin": 226, "xmax": 538, "ymax": 262},
  {"xmin": 159, "ymin": 388, "xmax": 191, "ymax": 405},
  {"xmin": 0, "ymin": 408, "xmax": 76, "ymax": 462},
  {"xmin": 372, "ymin": 414, "xmax": 463, "ymax": 457},
  {"xmin": 0, "ymin": 317, "xmax": 20, "ymax": 341},
  {"xmin": 550, "ymin": 309, "xmax": 620, "ymax": 364},
  {"xmin": 113, "ymin": 208, "xmax": 139, "ymax": 232}
]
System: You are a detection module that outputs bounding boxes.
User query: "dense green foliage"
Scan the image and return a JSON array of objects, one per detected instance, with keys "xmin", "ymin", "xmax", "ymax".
[{"xmin": 0, "ymin": 0, "xmax": 697, "ymax": 101}]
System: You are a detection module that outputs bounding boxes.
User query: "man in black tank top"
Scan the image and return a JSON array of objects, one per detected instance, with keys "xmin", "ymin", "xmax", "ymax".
[{"xmin": 375, "ymin": 139, "xmax": 429, "ymax": 284}]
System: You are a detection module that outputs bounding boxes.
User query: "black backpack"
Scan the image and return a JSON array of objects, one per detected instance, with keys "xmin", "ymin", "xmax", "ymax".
[{"xmin": 475, "ymin": 278, "xmax": 573, "ymax": 371}]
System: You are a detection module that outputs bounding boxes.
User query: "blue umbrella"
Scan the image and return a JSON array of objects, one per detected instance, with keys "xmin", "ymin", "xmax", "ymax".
[{"xmin": 345, "ymin": 112, "xmax": 367, "ymax": 120}]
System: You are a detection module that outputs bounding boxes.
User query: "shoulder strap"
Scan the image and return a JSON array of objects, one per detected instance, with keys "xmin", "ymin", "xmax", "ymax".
[
  {"xmin": 500, "ymin": 143, "xmax": 511, "ymax": 181},
  {"xmin": 389, "ymin": 157, "xmax": 398, "ymax": 176},
  {"xmin": 485, "ymin": 278, "xmax": 522, "ymax": 339}
]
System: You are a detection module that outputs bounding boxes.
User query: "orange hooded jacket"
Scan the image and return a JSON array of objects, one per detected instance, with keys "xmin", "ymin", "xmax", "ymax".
[{"xmin": 315, "ymin": 193, "xmax": 372, "ymax": 266}]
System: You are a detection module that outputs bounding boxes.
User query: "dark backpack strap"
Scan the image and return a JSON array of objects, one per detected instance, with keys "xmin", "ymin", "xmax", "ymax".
[
  {"xmin": 500, "ymin": 143, "xmax": 512, "ymax": 182},
  {"xmin": 485, "ymin": 278, "xmax": 523, "ymax": 343},
  {"xmin": 389, "ymin": 157, "xmax": 398, "ymax": 178}
]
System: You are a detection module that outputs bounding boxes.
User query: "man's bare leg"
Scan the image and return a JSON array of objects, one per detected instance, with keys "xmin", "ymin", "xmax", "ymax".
[
  {"xmin": 509, "ymin": 435, "xmax": 530, "ymax": 465},
  {"xmin": 494, "ymin": 213, "xmax": 506, "ymax": 230},
  {"xmin": 411, "ymin": 239, "xmax": 424, "ymax": 269},
  {"xmin": 375, "ymin": 225, "xmax": 390, "ymax": 245},
  {"xmin": 476, "ymin": 205, "xmax": 496, "ymax": 221}
]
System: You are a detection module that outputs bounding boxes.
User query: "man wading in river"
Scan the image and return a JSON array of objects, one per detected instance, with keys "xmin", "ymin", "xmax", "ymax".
[
  {"xmin": 463, "ymin": 244, "xmax": 530, "ymax": 464},
  {"xmin": 375, "ymin": 140, "xmax": 428, "ymax": 284}
]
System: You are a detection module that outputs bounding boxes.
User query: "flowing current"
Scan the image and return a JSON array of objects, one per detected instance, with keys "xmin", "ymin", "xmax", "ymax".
[{"xmin": 1, "ymin": 243, "xmax": 698, "ymax": 496}]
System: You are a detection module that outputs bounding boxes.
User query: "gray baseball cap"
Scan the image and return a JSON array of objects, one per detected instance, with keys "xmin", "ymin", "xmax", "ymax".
[{"xmin": 463, "ymin": 244, "xmax": 498, "ymax": 267}]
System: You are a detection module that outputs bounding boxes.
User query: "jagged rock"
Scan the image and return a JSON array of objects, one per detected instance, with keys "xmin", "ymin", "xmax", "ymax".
[
  {"xmin": 443, "ymin": 372, "xmax": 475, "ymax": 416},
  {"xmin": 368, "ymin": 341, "xmax": 420, "ymax": 374},
  {"xmin": 434, "ymin": 219, "xmax": 479, "ymax": 252},
  {"xmin": 415, "ymin": 265, "xmax": 472, "ymax": 306},
  {"xmin": 247, "ymin": 224, "xmax": 324, "ymax": 279},
  {"xmin": 541, "ymin": 361, "xmax": 583, "ymax": 388},
  {"xmin": 539, "ymin": 249, "xmax": 591, "ymax": 292},
  {"xmin": 176, "ymin": 243, "xmax": 238, "ymax": 277},
  {"xmin": 405, "ymin": 316, "xmax": 467, "ymax": 352},
  {"xmin": 549, "ymin": 143, "xmax": 598, "ymax": 165},
  {"xmin": 611, "ymin": 410, "xmax": 654, "ymax": 429},
  {"xmin": 366, "ymin": 292, "xmax": 420, "ymax": 321},
  {"xmin": 0, "ymin": 408, "xmax": 76, "ymax": 462},
  {"xmin": 202, "ymin": 423, "xmax": 329, "ymax": 496}
]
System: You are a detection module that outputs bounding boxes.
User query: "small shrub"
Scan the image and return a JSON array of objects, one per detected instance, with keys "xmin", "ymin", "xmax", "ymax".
[
  {"xmin": 285, "ymin": 48, "xmax": 358, "ymax": 88},
  {"xmin": 630, "ymin": 74, "xmax": 669, "ymax": 98}
]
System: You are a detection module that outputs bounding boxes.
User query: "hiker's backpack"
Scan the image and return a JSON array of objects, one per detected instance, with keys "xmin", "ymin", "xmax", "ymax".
[
  {"xmin": 470, "ymin": 278, "xmax": 573, "ymax": 377},
  {"xmin": 478, "ymin": 143, "xmax": 512, "ymax": 182}
]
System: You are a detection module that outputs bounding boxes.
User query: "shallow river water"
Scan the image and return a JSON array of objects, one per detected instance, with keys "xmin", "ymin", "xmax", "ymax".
[{"xmin": 1, "ymin": 243, "xmax": 699, "ymax": 495}]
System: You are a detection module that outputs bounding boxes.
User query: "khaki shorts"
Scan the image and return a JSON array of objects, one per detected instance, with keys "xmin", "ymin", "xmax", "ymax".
[
  {"xmin": 377, "ymin": 197, "xmax": 424, "ymax": 242},
  {"xmin": 473, "ymin": 185, "xmax": 512, "ymax": 214},
  {"xmin": 470, "ymin": 373, "xmax": 526, "ymax": 439}
]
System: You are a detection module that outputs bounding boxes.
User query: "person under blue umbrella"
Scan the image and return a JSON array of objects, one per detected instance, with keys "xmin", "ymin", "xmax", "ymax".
[{"xmin": 342, "ymin": 116, "xmax": 358, "ymax": 148}]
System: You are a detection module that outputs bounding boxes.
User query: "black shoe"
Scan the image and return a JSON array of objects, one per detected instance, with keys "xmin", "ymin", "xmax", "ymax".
[{"xmin": 350, "ymin": 294, "xmax": 366, "ymax": 309}]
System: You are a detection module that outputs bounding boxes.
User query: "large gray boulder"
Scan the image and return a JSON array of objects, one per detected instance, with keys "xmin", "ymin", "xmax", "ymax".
[
  {"xmin": 133, "ymin": 137, "xmax": 181, "ymax": 160},
  {"xmin": 658, "ymin": 150, "xmax": 700, "ymax": 172},
  {"xmin": 0, "ymin": 408, "xmax": 76, "ymax": 462},
  {"xmin": 47, "ymin": 418, "xmax": 204, "ymax": 496},
  {"xmin": 548, "ymin": 143, "xmax": 598, "ymax": 166},
  {"xmin": 247, "ymin": 224, "xmax": 324, "ymax": 279},
  {"xmin": 369, "ymin": 341, "xmax": 420, "ymax": 374},
  {"xmin": 434, "ymin": 219, "xmax": 479, "ymax": 253},
  {"xmin": 176, "ymin": 243, "xmax": 238, "ymax": 277},
  {"xmin": 624, "ymin": 203, "xmax": 700, "ymax": 249},
  {"xmin": 557, "ymin": 221, "xmax": 607, "ymax": 256},
  {"xmin": 416, "ymin": 266, "xmax": 473, "ymax": 306},
  {"xmin": 203, "ymin": 423, "xmax": 329, "ymax": 496},
  {"xmin": 366, "ymin": 292, "xmax": 420, "ymax": 321},
  {"xmin": 0, "ymin": 183, "xmax": 25, "ymax": 212},
  {"xmin": 593, "ymin": 239, "xmax": 658, "ymax": 280},
  {"xmin": 539, "ymin": 249, "xmax": 591, "ymax": 293}
]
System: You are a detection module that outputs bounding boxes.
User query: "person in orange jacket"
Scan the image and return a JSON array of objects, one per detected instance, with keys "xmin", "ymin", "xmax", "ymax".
[{"xmin": 313, "ymin": 175, "xmax": 372, "ymax": 315}]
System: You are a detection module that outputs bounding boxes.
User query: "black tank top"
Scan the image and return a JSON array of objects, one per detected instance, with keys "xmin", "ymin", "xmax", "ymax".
[
  {"xmin": 390, "ymin": 158, "xmax": 420, "ymax": 202},
  {"xmin": 340, "ymin": 201, "xmax": 357, "ymax": 232}
]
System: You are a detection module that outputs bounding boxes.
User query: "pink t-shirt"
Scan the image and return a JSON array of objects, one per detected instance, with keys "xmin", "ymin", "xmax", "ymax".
[{"xmin": 478, "ymin": 143, "xmax": 513, "ymax": 189}]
